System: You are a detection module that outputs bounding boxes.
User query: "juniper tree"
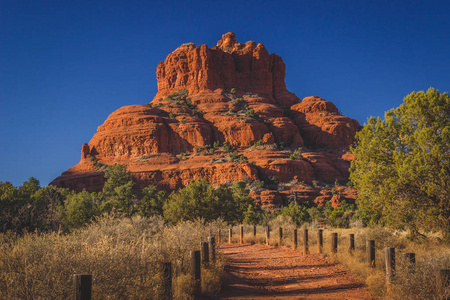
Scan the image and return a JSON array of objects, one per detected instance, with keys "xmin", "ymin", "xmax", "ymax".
[{"xmin": 350, "ymin": 88, "xmax": 450, "ymax": 238}]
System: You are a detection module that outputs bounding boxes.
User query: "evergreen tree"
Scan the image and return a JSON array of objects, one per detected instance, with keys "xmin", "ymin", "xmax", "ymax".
[
  {"xmin": 100, "ymin": 164, "xmax": 137, "ymax": 216},
  {"xmin": 137, "ymin": 184, "xmax": 166, "ymax": 216},
  {"xmin": 351, "ymin": 88, "xmax": 450, "ymax": 238}
]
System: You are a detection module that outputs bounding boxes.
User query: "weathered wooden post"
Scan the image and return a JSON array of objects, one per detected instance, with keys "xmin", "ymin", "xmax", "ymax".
[
  {"xmin": 218, "ymin": 229, "xmax": 221, "ymax": 244},
  {"xmin": 303, "ymin": 228, "xmax": 309, "ymax": 255},
  {"xmin": 436, "ymin": 269, "xmax": 450, "ymax": 299},
  {"xmin": 74, "ymin": 274, "xmax": 92, "ymax": 300},
  {"xmin": 265, "ymin": 226, "xmax": 270, "ymax": 246},
  {"xmin": 348, "ymin": 234, "xmax": 355, "ymax": 254},
  {"xmin": 366, "ymin": 240, "xmax": 375, "ymax": 267},
  {"xmin": 385, "ymin": 247, "xmax": 395, "ymax": 295},
  {"xmin": 228, "ymin": 228, "xmax": 232, "ymax": 244},
  {"xmin": 161, "ymin": 262, "xmax": 172, "ymax": 300},
  {"xmin": 403, "ymin": 252, "xmax": 415, "ymax": 274},
  {"xmin": 331, "ymin": 233, "xmax": 338, "ymax": 253},
  {"xmin": 317, "ymin": 229, "xmax": 323, "ymax": 254},
  {"xmin": 191, "ymin": 250, "xmax": 201, "ymax": 295},
  {"xmin": 253, "ymin": 225, "xmax": 257, "ymax": 237},
  {"xmin": 208, "ymin": 236, "xmax": 216, "ymax": 262},
  {"xmin": 278, "ymin": 227, "xmax": 283, "ymax": 247},
  {"xmin": 201, "ymin": 242, "xmax": 209, "ymax": 265},
  {"xmin": 240, "ymin": 226, "xmax": 244, "ymax": 244},
  {"xmin": 293, "ymin": 229, "xmax": 297, "ymax": 250}
]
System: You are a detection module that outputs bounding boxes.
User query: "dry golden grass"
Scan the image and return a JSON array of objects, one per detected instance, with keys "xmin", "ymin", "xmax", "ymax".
[
  {"xmin": 0, "ymin": 214, "xmax": 226, "ymax": 299},
  {"xmin": 314, "ymin": 226, "xmax": 450, "ymax": 299}
]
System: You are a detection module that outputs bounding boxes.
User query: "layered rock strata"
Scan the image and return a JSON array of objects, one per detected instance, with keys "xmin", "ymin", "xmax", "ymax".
[{"xmin": 51, "ymin": 33, "xmax": 360, "ymax": 208}]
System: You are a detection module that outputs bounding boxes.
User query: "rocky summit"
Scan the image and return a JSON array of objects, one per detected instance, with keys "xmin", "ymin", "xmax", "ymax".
[{"xmin": 51, "ymin": 33, "xmax": 361, "ymax": 208}]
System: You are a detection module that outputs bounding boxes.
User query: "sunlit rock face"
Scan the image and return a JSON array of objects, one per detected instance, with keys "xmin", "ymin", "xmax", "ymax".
[{"xmin": 51, "ymin": 33, "xmax": 360, "ymax": 208}]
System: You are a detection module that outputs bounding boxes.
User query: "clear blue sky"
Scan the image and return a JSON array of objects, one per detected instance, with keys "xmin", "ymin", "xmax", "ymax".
[{"xmin": 1, "ymin": 0, "xmax": 449, "ymax": 187}]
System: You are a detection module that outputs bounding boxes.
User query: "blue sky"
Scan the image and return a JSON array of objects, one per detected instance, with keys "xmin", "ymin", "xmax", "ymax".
[{"xmin": 1, "ymin": 0, "xmax": 449, "ymax": 187}]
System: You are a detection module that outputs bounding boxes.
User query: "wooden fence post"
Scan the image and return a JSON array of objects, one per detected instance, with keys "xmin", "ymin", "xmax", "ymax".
[
  {"xmin": 201, "ymin": 242, "xmax": 209, "ymax": 265},
  {"xmin": 436, "ymin": 269, "xmax": 450, "ymax": 299},
  {"xmin": 265, "ymin": 226, "xmax": 270, "ymax": 246},
  {"xmin": 331, "ymin": 233, "xmax": 338, "ymax": 253},
  {"xmin": 403, "ymin": 252, "xmax": 415, "ymax": 274},
  {"xmin": 208, "ymin": 236, "xmax": 215, "ymax": 262},
  {"xmin": 253, "ymin": 225, "xmax": 256, "ymax": 237},
  {"xmin": 293, "ymin": 229, "xmax": 297, "ymax": 250},
  {"xmin": 161, "ymin": 262, "xmax": 172, "ymax": 300},
  {"xmin": 278, "ymin": 227, "xmax": 283, "ymax": 247},
  {"xmin": 303, "ymin": 229, "xmax": 309, "ymax": 255},
  {"xmin": 317, "ymin": 229, "xmax": 323, "ymax": 254},
  {"xmin": 228, "ymin": 228, "xmax": 232, "ymax": 244},
  {"xmin": 240, "ymin": 226, "xmax": 244, "ymax": 244},
  {"xmin": 74, "ymin": 274, "xmax": 92, "ymax": 300},
  {"xmin": 348, "ymin": 234, "xmax": 355, "ymax": 254},
  {"xmin": 191, "ymin": 250, "xmax": 201, "ymax": 295},
  {"xmin": 385, "ymin": 247, "xmax": 395, "ymax": 292},
  {"xmin": 366, "ymin": 240, "xmax": 375, "ymax": 267}
]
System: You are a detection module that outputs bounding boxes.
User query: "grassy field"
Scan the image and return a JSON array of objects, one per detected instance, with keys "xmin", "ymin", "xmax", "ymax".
[
  {"xmin": 0, "ymin": 214, "xmax": 227, "ymax": 299},
  {"xmin": 1, "ymin": 213, "xmax": 449, "ymax": 299}
]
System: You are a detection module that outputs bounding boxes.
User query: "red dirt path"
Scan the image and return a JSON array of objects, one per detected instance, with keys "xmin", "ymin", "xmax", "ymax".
[{"xmin": 217, "ymin": 243, "xmax": 375, "ymax": 299}]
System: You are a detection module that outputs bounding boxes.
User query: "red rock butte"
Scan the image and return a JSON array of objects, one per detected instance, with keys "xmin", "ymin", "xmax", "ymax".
[{"xmin": 51, "ymin": 32, "xmax": 361, "ymax": 208}]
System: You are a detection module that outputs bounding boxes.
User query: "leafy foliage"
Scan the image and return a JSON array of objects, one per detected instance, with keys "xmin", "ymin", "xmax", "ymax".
[
  {"xmin": 350, "ymin": 88, "xmax": 450, "ymax": 237},
  {"xmin": 289, "ymin": 147, "xmax": 305, "ymax": 160},
  {"xmin": 280, "ymin": 201, "xmax": 311, "ymax": 225},
  {"xmin": 61, "ymin": 190, "xmax": 99, "ymax": 230},
  {"xmin": 0, "ymin": 178, "xmax": 68, "ymax": 232},
  {"xmin": 100, "ymin": 164, "xmax": 137, "ymax": 216},
  {"xmin": 163, "ymin": 179, "xmax": 254, "ymax": 224},
  {"xmin": 137, "ymin": 184, "xmax": 166, "ymax": 216},
  {"xmin": 325, "ymin": 200, "xmax": 355, "ymax": 228},
  {"xmin": 243, "ymin": 204, "xmax": 266, "ymax": 225}
]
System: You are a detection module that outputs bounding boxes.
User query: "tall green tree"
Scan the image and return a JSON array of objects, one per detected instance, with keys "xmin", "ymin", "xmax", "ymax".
[
  {"xmin": 280, "ymin": 202, "xmax": 311, "ymax": 226},
  {"xmin": 100, "ymin": 164, "xmax": 137, "ymax": 216},
  {"xmin": 243, "ymin": 204, "xmax": 266, "ymax": 225},
  {"xmin": 0, "ymin": 179, "xmax": 68, "ymax": 232},
  {"xmin": 350, "ymin": 88, "xmax": 450, "ymax": 237},
  {"xmin": 62, "ymin": 190, "xmax": 100, "ymax": 230},
  {"xmin": 137, "ymin": 184, "xmax": 167, "ymax": 216},
  {"xmin": 163, "ymin": 179, "xmax": 253, "ymax": 224}
]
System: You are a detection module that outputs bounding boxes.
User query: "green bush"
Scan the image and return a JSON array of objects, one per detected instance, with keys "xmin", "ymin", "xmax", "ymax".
[
  {"xmin": 137, "ymin": 184, "xmax": 167, "ymax": 217},
  {"xmin": 61, "ymin": 190, "xmax": 99, "ymax": 230},
  {"xmin": 223, "ymin": 141, "xmax": 234, "ymax": 152},
  {"xmin": 99, "ymin": 164, "xmax": 137, "ymax": 217},
  {"xmin": 191, "ymin": 108, "xmax": 203, "ymax": 117},
  {"xmin": 228, "ymin": 151, "xmax": 248, "ymax": 163},
  {"xmin": 243, "ymin": 204, "xmax": 266, "ymax": 225},
  {"xmin": 163, "ymin": 179, "xmax": 253, "ymax": 225},
  {"xmin": 280, "ymin": 201, "xmax": 311, "ymax": 226},
  {"xmin": 289, "ymin": 148, "xmax": 304, "ymax": 160}
]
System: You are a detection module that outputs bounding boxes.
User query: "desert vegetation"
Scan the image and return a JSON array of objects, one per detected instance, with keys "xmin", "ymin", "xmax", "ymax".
[
  {"xmin": 0, "ymin": 166, "xmax": 361, "ymax": 298},
  {"xmin": 1, "ymin": 88, "xmax": 450, "ymax": 298},
  {"xmin": 351, "ymin": 88, "xmax": 450, "ymax": 239},
  {"xmin": 0, "ymin": 214, "xmax": 226, "ymax": 299}
]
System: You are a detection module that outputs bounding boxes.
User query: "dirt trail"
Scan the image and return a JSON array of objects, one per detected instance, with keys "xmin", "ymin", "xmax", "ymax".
[{"xmin": 217, "ymin": 243, "xmax": 375, "ymax": 300}]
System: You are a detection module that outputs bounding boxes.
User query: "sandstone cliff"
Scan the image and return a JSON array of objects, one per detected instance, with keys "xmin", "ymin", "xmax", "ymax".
[{"xmin": 51, "ymin": 33, "xmax": 360, "ymax": 207}]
